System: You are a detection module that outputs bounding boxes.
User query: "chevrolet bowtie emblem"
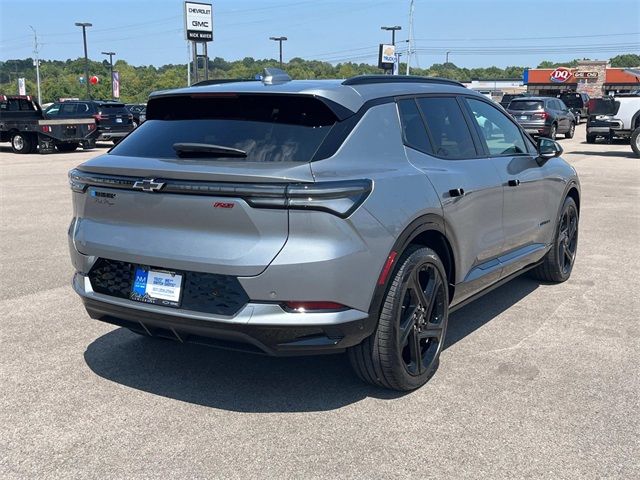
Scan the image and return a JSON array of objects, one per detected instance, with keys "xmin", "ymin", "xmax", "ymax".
[{"xmin": 133, "ymin": 178, "xmax": 165, "ymax": 192}]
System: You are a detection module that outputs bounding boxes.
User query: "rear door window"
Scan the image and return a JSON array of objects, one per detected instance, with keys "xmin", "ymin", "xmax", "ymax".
[
  {"xmin": 509, "ymin": 100, "xmax": 543, "ymax": 111},
  {"xmin": 111, "ymin": 94, "xmax": 338, "ymax": 162},
  {"xmin": 397, "ymin": 98, "xmax": 431, "ymax": 153},
  {"xmin": 60, "ymin": 103, "xmax": 78, "ymax": 115},
  {"xmin": 415, "ymin": 97, "xmax": 477, "ymax": 159}
]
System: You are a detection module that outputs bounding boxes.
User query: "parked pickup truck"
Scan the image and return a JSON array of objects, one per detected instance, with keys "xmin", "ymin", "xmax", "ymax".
[
  {"xmin": 0, "ymin": 94, "xmax": 98, "ymax": 154},
  {"xmin": 586, "ymin": 93, "xmax": 640, "ymax": 156}
]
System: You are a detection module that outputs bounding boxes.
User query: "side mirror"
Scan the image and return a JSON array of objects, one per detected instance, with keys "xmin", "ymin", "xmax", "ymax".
[{"xmin": 536, "ymin": 137, "xmax": 563, "ymax": 166}]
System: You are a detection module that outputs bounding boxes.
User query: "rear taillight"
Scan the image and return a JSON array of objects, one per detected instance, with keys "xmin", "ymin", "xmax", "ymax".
[
  {"xmin": 533, "ymin": 112, "xmax": 548, "ymax": 120},
  {"xmin": 240, "ymin": 179, "xmax": 372, "ymax": 218},
  {"xmin": 66, "ymin": 170, "xmax": 373, "ymax": 218},
  {"xmin": 93, "ymin": 113, "xmax": 103, "ymax": 121},
  {"xmin": 41, "ymin": 125, "xmax": 52, "ymax": 133},
  {"xmin": 282, "ymin": 301, "xmax": 347, "ymax": 312}
]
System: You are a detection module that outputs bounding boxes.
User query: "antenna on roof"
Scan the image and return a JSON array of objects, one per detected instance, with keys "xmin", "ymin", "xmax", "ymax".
[{"xmin": 262, "ymin": 68, "xmax": 291, "ymax": 85}]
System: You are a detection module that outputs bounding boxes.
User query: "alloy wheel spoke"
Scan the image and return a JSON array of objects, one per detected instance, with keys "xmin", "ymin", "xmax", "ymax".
[
  {"xmin": 424, "ymin": 272, "xmax": 442, "ymax": 325},
  {"xmin": 399, "ymin": 305, "xmax": 419, "ymax": 347},
  {"xmin": 411, "ymin": 270, "xmax": 430, "ymax": 310},
  {"xmin": 409, "ymin": 328, "xmax": 423, "ymax": 374}
]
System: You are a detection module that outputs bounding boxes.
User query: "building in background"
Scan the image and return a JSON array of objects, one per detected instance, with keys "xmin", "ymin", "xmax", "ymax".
[{"xmin": 525, "ymin": 60, "xmax": 640, "ymax": 98}]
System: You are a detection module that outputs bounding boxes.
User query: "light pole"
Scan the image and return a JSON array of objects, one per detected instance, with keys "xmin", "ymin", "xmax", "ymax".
[
  {"xmin": 446, "ymin": 51, "xmax": 451, "ymax": 64},
  {"xmin": 269, "ymin": 36, "xmax": 287, "ymax": 67},
  {"xmin": 29, "ymin": 26, "xmax": 41, "ymax": 105},
  {"xmin": 75, "ymin": 22, "xmax": 92, "ymax": 99},
  {"xmin": 101, "ymin": 51, "xmax": 116, "ymax": 100}
]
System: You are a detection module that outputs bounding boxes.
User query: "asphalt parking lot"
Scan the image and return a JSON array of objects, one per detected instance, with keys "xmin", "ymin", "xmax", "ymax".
[{"xmin": 1, "ymin": 124, "xmax": 638, "ymax": 479}]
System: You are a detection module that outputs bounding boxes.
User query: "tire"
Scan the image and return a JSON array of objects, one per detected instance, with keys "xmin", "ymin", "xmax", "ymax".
[
  {"xmin": 574, "ymin": 114, "xmax": 580, "ymax": 124},
  {"xmin": 548, "ymin": 123, "xmax": 557, "ymax": 140},
  {"xmin": 565, "ymin": 122, "xmax": 575, "ymax": 139},
  {"xmin": 56, "ymin": 142, "xmax": 79, "ymax": 152},
  {"xmin": 530, "ymin": 196, "xmax": 578, "ymax": 283},
  {"xmin": 586, "ymin": 134, "xmax": 597, "ymax": 144},
  {"xmin": 631, "ymin": 127, "xmax": 640, "ymax": 157},
  {"xmin": 348, "ymin": 246, "xmax": 449, "ymax": 391},
  {"xmin": 11, "ymin": 132, "xmax": 34, "ymax": 154}
]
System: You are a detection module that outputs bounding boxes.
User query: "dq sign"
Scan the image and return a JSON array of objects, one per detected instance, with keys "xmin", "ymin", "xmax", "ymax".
[{"xmin": 550, "ymin": 67, "xmax": 573, "ymax": 83}]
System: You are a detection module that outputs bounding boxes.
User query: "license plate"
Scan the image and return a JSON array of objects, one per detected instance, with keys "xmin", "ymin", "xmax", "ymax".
[
  {"xmin": 116, "ymin": 118, "xmax": 123, "ymax": 123},
  {"xmin": 520, "ymin": 115, "xmax": 528, "ymax": 120},
  {"xmin": 65, "ymin": 127, "xmax": 77, "ymax": 136},
  {"xmin": 130, "ymin": 267, "xmax": 183, "ymax": 308}
]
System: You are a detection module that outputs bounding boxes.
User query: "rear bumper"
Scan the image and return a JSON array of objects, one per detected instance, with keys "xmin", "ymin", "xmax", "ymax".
[{"xmin": 73, "ymin": 272, "xmax": 372, "ymax": 356}]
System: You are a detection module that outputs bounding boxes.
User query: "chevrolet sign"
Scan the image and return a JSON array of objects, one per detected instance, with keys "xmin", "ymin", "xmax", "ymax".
[{"xmin": 184, "ymin": 1, "xmax": 213, "ymax": 41}]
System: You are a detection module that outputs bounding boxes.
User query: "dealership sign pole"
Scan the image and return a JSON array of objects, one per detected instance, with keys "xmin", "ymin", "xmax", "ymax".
[{"xmin": 184, "ymin": 1, "xmax": 213, "ymax": 85}]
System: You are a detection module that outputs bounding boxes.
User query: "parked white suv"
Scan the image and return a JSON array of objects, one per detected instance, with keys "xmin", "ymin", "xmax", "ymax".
[{"xmin": 586, "ymin": 93, "xmax": 640, "ymax": 156}]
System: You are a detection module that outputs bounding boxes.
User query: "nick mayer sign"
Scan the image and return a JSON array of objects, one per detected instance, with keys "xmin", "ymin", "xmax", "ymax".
[{"xmin": 185, "ymin": 2, "xmax": 213, "ymax": 41}]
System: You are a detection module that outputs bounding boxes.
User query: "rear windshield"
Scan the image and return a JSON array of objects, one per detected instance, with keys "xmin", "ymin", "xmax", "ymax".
[
  {"xmin": 110, "ymin": 95, "xmax": 337, "ymax": 162},
  {"xmin": 509, "ymin": 100, "xmax": 543, "ymax": 111},
  {"xmin": 558, "ymin": 94, "xmax": 583, "ymax": 108},
  {"xmin": 98, "ymin": 103, "xmax": 128, "ymax": 114}
]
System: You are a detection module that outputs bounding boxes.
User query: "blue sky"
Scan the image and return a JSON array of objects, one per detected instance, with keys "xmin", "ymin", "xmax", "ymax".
[{"xmin": 1, "ymin": 0, "xmax": 638, "ymax": 68}]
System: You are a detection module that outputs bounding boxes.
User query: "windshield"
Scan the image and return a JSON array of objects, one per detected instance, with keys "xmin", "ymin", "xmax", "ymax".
[
  {"xmin": 509, "ymin": 100, "xmax": 543, "ymax": 111},
  {"xmin": 110, "ymin": 95, "xmax": 337, "ymax": 162},
  {"xmin": 559, "ymin": 94, "xmax": 583, "ymax": 108}
]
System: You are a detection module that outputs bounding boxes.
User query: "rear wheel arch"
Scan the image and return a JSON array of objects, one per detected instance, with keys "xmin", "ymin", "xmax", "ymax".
[{"xmin": 368, "ymin": 214, "xmax": 457, "ymax": 319}]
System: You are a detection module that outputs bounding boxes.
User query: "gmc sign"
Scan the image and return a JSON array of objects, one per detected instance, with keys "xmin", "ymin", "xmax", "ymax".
[{"xmin": 184, "ymin": 1, "xmax": 213, "ymax": 41}]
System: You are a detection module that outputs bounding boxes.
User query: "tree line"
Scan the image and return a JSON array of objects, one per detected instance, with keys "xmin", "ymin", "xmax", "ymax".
[{"xmin": 1, "ymin": 54, "xmax": 638, "ymax": 104}]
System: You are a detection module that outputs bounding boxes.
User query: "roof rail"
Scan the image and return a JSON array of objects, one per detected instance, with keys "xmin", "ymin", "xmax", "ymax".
[
  {"xmin": 342, "ymin": 75, "xmax": 465, "ymax": 88},
  {"xmin": 192, "ymin": 78, "xmax": 258, "ymax": 86}
]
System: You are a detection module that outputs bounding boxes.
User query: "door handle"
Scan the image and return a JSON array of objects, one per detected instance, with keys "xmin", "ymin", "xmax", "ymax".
[
  {"xmin": 508, "ymin": 179, "xmax": 520, "ymax": 187},
  {"xmin": 449, "ymin": 188, "xmax": 465, "ymax": 197}
]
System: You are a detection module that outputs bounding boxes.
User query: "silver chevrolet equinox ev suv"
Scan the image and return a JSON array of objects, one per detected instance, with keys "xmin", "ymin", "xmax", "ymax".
[{"xmin": 68, "ymin": 71, "xmax": 580, "ymax": 391}]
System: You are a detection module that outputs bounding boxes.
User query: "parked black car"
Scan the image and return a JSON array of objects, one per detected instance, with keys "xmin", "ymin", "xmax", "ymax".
[
  {"xmin": 125, "ymin": 104, "xmax": 146, "ymax": 128},
  {"xmin": 558, "ymin": 92, "xmax": 590, "ymax": 123},
  {"xmin": 44, "ymin": 100, "xmax": 134, "ymax": 144},
  {"xmin": 507, "ymin": 97, "xmax": 575, "ymax": 139},
  {"xmin": 500, "ymin": 93, "xmax": 527, "ymax": 109}
]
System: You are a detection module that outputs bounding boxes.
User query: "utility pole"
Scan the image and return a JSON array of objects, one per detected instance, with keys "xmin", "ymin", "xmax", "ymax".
[
  {"xmin": 75, "ymin": 22, "xmax": 92, "ymax": 99},
  {"xmin": 269, "ymin": 36, "xmax": 287, "ymax": 67},
  {"xmin": 446, "ymin": 51, "xmax": 451, "ymax": 64},
  {"xmin": 101, "ymin": 51, "xmax": 116, "ymax": 100},
  {"xmin": 29, "ymin": 26, "xmax": 41, "ymax": 105},
  {"xmin": 406, "ymin": 0, "xmax": 415, "ymax": 75}
]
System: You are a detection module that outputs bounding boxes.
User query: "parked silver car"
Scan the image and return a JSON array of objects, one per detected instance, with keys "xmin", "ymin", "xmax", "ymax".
[{"xmin": 68, "ymin": 70, "xmax": 580, "ymax": 391}]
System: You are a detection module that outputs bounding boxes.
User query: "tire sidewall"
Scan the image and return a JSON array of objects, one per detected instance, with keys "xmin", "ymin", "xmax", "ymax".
[
  {"xmin": 551, "ymin": 197, "xmax": 578, "ymax": 281},
  {"xmin": 382, "ymin": 247, "xmax": 449, "ymax": 390},
  {"xmin": 11, "ymin": 133, "xmax": 30, "ymax": 154}
]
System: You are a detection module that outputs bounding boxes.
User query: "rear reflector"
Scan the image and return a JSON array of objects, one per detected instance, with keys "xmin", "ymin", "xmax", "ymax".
[
  {"xmin": 377, "ymin": 251, "xmax": 398, "ymax": 285},
  {"xmin": 283, "ymin": 301, "xmax": 347, "ymax": 313}
]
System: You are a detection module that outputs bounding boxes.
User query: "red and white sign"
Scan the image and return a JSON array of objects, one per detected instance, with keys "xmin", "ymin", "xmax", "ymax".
[{"xmin": 550, "ymin": 67, "xmax": 573, "ymax": 83}]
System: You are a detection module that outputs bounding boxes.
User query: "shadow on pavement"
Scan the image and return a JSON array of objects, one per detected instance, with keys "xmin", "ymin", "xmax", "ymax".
[
  {"xmin": 84, "ymin": 276, "xmax": 540, "ymax": 412},
  {"xmin": 568, "ymin": 149, "xmax": 637, "ymax": 158}
]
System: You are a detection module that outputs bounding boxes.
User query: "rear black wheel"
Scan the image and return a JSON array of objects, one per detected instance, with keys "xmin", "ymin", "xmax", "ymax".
[
  {"xmin": 548, "ymin": 123, "xmax": 557, "ymax": 140},
  {"xmin": 348, "ymin": 247, "xmax": 449, "ymax": 391},
  {"xmin": 586, "ymin": 134, "xmax": 597, "ymax": 144},
  {"xmin": 11, "ymin": 132, "xmax": 35, "ymax": 154},
  {"xmin": 631, "ymin": 127, "xmax": 640, "ymax": 157},
  {"xmin": 531, "ymin": 196, "xmax": 578, "ymax": 283},
  {"xmin": 565, "ymin": 122, "xmax": 575, "ymax": 139}
]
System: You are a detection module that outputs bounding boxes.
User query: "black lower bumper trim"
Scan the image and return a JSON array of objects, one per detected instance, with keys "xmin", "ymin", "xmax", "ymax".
[{"xmin": 82, "ymin": 297, "xmax": 371, "ymax": 356}]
